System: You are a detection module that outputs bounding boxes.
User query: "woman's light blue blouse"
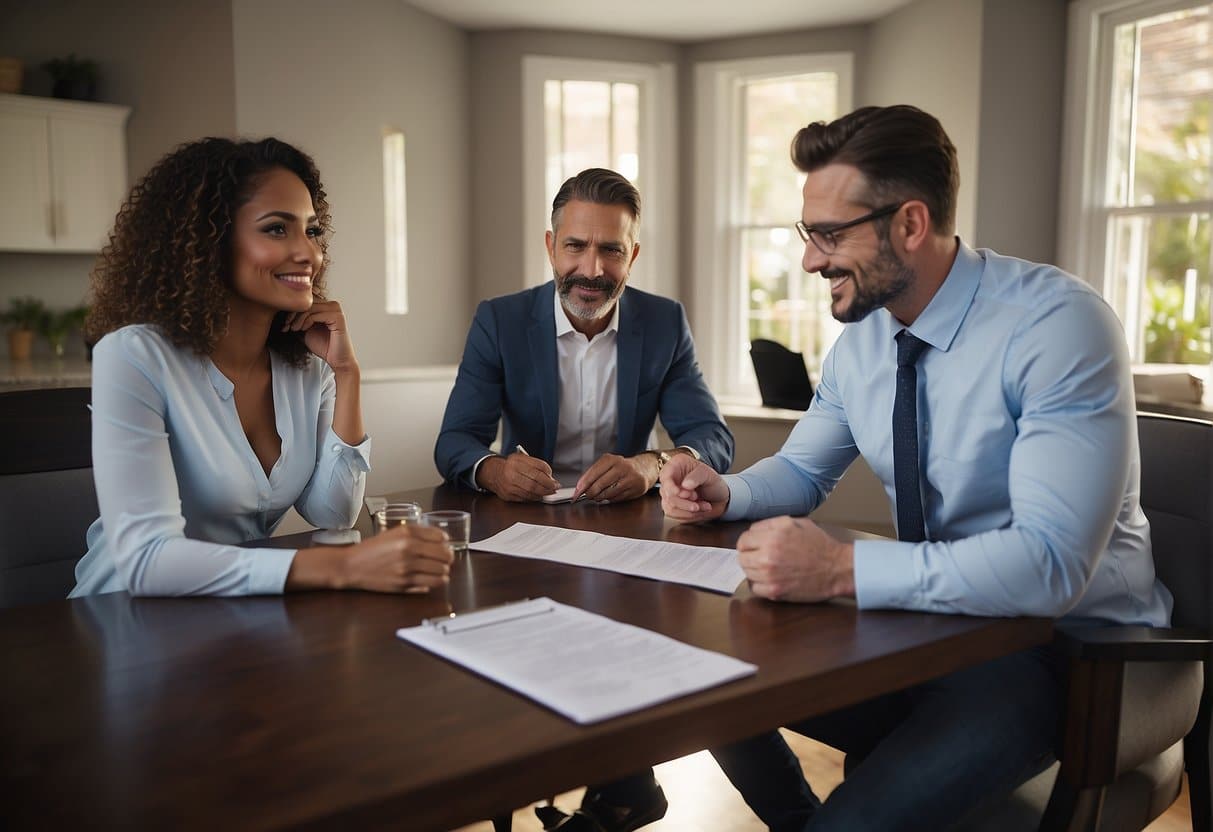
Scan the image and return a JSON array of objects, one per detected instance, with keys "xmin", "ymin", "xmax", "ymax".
[{"xmin": 71, "ymin": 325, "xmax": 371, "ymax": 597}]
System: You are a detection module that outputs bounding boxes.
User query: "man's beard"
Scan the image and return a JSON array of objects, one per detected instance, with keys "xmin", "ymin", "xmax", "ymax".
[
  {"xmin": 556, "ymin": 270, "xmax": 623, "ymax": 321},
  {"xmin": 824, "ymin": 231, "xmax": 915, "ymax": 324}
]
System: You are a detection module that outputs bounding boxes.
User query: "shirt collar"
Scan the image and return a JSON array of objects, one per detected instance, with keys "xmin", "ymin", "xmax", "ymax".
[
  {"xmin": 206, "ymin": 357, "xmax": 235, "ymax": 399},
  {"xmin": 553, "ymin": 285, "xmax": 620, "ymax": 339},
  {"xmin": 890, "ymin": 238, "xmax": 983, "ymax": 353},
  {"xmin": 204, "ymin": 349, "xmax": 280, "ymax": 400}
]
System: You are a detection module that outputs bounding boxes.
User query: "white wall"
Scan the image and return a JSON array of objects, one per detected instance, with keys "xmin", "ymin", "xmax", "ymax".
[
  {"xmin": 864, "ymin": 0, "xmax": 984, "ymax": 241},
  {"xmin": 231, "ymin": 0, "xmax": 470, "ymax": 370}
]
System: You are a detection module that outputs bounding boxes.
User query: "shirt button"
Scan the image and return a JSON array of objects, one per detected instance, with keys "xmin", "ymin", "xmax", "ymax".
[{"xmin": 331, "ymin": 443, "xmax": 341, "ymax": 452}]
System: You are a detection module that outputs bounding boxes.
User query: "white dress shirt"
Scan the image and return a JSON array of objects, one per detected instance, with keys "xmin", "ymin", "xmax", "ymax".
[
  {"xmin": 71, "ymin": 324, "xmax": 371, "ymax": 598},
  {"xmin": 551, "ymin": 290, "xmax": 620, "ymax": 485}
]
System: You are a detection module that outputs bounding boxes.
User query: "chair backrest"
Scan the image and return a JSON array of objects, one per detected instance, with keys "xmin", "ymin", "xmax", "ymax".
[
  {"xmin": 749, "ymin": 339, "xmax": 814, "ymax": 411},
  {"xmin": 1137, "ymin": 412, "xmax": 1213, "ymax": 832},
  {"xmin": 0, "ymin": 387, "xmax": 95, "ymax": 608},
  {"xmin": 1137, "ymin": 412, "xmax": 1213, "ymax": 631}
]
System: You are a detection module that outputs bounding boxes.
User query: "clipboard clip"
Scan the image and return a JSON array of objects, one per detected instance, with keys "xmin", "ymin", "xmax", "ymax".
[{"xmin": 424, "ymin": 597, "xmax": 554, "ymax": 635}]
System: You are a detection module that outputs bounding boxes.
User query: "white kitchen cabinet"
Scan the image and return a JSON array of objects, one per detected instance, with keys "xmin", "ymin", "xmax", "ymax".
[{"xmin": 0, "ymin": 93, "xmax": 130, "ymax": 253}]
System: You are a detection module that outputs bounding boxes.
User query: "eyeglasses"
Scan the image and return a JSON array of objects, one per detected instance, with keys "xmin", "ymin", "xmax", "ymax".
[{"xmin": 795, "ymin": 202, "xmax": 904, "ymax": 255}]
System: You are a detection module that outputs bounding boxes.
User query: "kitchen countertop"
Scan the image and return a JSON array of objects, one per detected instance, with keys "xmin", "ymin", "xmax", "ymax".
[{"xmin": 0, "ymin": 357, "xmax": 92, "ymax": 391}]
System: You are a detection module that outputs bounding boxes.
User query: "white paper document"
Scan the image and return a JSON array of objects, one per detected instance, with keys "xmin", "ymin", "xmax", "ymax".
[
  {"xmin": 471, "ymin": 522, "xmax": 746, "ymax": 594},
  {"xmin": 541, "ymin": 486, "xmax": 578, "ymax": 504},
  {"xmin": 396, "ymin": 597, "xmax": 757, "ymax": 724}
]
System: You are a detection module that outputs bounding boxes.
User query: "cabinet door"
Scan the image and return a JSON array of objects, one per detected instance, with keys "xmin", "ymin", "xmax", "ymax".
[
  {"xmin": 49, "ymin": 115, "xmax": 128, "ymax": 252},
  {"xmin": 0, "ymin": 112, "xmax": 54, "ymax": 250}
]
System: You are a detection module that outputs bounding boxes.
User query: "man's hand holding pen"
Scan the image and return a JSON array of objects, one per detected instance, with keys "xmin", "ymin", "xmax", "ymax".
[{"xmin": 476, "ymin": 444, "xmax": 561, "ymax": 502}]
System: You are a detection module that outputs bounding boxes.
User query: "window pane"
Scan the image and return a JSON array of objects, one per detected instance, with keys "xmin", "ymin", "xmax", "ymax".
[
  {"xmin": 382, "ymin": 129, "xmax": 407, "ymax": 315},
  {"xmin": 1108, "ymin": 212, "xmax": 1211, "ymax": 364},
  {"xmin": 612, "ymin": 83, "xmax": 640, "ymax": 181},
  {"xmin": 743, "ymin": 226, "xmax": 842, "ymax": 375},
  {"xmin": 745, "ymin": 73, "xmax": 837, "ymax": 226},
  {"xmin": 1111, "ymin": 5, "xmax": 1212, "ymax": 207},
  {"xmin": 561, "ymin": 81, "xmax": 610, "ymax": 180}
]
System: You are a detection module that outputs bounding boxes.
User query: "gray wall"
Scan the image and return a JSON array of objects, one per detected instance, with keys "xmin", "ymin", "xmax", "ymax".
[
  {"xmin": 865, "ymin": 0, "xmax": 984, "ymax": 241},
  {"xmin": 973, "ymin": 0, "xmax": 1067, "ymax": 263},
  {"xmin": 469, "ymin": 30, "xmax": 681, "ymax": 304},
  {"xmin": 232, "ymin": 0, "xmax": 471, "ymax": 369},
  {"xmin": 0, "ymin": 0, "xmax": 238, "ymax": 357}
]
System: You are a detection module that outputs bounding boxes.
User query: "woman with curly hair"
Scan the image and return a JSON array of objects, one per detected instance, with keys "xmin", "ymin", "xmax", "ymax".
[{"xmin": 71, "ymin": 137, "xmax": 452, "ymax": 597}]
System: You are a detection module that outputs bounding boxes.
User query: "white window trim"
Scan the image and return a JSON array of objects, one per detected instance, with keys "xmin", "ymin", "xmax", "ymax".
[
  {"xmin": 521, "ymin": 55, "xmax": 677, "ymax": 299},
  {"xmin": 1059, "ymin": 0, "xmax": 1206, "ymax": 286},
  {"xmin": 692, "ymin": 52, "xmax": 853, "ymax": 396}
]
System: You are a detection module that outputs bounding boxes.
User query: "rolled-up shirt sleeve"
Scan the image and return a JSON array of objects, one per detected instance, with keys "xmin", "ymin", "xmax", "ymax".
[{"xmin": 295, "ymin": 366, "xmax": 370, "ymax": 529}]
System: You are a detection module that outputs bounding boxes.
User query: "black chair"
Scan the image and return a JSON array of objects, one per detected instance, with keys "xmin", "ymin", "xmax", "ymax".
[
  {"xmin": 961, "ymin": 412, "xmax": 1211, "ymax": 832},
  {"xmin": 0, "ymin": 387, "xmax": 95, "ymax": 608},
  {"xmin": 750, "ymin": 338, "xmax": 813, "ymax": 410}
]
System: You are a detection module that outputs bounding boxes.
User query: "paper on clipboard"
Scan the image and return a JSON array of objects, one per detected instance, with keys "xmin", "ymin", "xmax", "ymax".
[{"xmin": 396, "ymin": 597, "xmax": 756, "ymax": 724}]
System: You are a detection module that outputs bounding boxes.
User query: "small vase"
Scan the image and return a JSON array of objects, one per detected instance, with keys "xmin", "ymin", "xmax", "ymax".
[{"xmin": 7, "ymin": 328, "xmax": 35, "ymax": 360}]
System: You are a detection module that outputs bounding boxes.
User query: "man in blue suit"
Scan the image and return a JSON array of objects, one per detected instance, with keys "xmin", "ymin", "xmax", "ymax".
[
  {"xmin": 435, "ymin": 169, "xmax": 732, "ymax": 831},
  {"xmin": 435, "ymin": 167, "xmax": 732, "ymax": 505}
]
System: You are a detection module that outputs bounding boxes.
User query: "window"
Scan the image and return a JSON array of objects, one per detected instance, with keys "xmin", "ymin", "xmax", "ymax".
[
  {"xmin": 522, "ymin": 56, "xmax": 675, "ymax": 298},
  {"xmin": 694, "ymin": 54, "xmax": 853, "ymax": 397},
  {"xmin": 1064, "ymin": 0, "xmax": 1213, "ymax": 365},
  {"xmin": 383, "ymin": 128, "xmax": 408, "ymax": 315}
]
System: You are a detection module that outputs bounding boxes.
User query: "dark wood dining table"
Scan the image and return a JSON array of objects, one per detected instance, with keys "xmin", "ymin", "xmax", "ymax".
[{"xmin": 0, "ymin": 484, "xmax": 1052, "ymax": 830}]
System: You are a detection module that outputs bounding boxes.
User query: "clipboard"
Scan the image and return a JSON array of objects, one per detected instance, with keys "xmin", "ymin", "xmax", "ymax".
[{"xmin": 396, "ymin": 597, "xmax": 757, "ymax": 724}]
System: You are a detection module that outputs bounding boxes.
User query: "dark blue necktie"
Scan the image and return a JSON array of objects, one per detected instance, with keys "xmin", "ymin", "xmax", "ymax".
[{"xmin": 893, "ymin": 330, "xmax": 929, "ymax": 543}]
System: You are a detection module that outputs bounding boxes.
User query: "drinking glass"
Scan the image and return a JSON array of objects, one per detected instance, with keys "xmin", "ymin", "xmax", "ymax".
[
  {"xmin": 421, "ymin": 510, "xmax": 471, "ymax": 555},
  {"xmin": 375, "ymin": 502, "xmax": 422, "ymax": 532}
]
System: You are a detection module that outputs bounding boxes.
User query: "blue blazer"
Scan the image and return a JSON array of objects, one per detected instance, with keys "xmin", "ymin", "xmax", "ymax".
[{"xmin": 435, "ymin": 282, "xmax": 733, "ymax": 485}]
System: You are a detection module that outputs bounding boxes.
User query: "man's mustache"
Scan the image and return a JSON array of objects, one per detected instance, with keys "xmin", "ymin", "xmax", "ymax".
[
  {"xmin": 821, "ymin": 268, "xmax": 852, "ymax": 280},
  {"xmin": 560, "ymin": 275, "xmax": 618, "ymax": 293}
]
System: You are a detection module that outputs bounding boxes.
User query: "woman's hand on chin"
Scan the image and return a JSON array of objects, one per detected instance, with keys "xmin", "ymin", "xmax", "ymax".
[{"xmin": 285, "ymin": 299, "xmax": 359, "ymax": 374}]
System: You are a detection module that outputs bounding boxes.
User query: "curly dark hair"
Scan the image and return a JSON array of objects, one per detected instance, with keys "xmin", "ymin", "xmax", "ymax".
[{"xmin": 86, "ymin": 136, "xmax": 332, "ymax": 366}]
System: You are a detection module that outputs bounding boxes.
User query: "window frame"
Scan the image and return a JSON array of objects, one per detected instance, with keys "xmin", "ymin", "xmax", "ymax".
[
  {"xmin": 1060, "ymin": 0, "xmax": 1211, "ymax": 293},
  {"xmin": 692, "ymin": 52, "xmax": 853, "ymax": 398},
  {"xmin": 521, "ymin": 55, "xmax": 676, "ymax": 298}
]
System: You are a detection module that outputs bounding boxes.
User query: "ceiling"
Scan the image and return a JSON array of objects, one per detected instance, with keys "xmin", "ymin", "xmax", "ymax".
[{"xmin": 405, "ymin": 0, "xmax": 915, "ymax": 42}]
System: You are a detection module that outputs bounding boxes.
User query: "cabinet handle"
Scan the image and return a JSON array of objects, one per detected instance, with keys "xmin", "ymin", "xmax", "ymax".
[
  {"xmin": 48, "ymin": 202, "xmax": 56, "ymax": 238},
  {"xmin": 56, "ymin": 202, "xmax": 66, "ymax": 239}
]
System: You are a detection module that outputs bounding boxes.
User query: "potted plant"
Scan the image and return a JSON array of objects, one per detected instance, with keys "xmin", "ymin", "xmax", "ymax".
[
  {"xmin": 41, "ymin": 54, "xmax": 98, "ymax": 101},
  {"xmin": 2, "ymin": 296, "xmax": 48, "ymax": 360},
  {"xmin": 40, "ymin": 304, "xmax": 89, "ymax": 358}
]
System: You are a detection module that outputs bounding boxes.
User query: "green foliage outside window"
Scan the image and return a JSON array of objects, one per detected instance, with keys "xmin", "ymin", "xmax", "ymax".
[
  {"xmin": 1135, "ymin": 99, "xmax": 1211, "ymax": 363},
  {"xmin": 1145, "ymin": 280, "xmax": 1211, "ymax": 363}
]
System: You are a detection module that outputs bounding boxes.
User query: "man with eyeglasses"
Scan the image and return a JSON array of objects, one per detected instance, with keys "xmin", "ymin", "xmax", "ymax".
[{"xmin": 659, "ymin": 105, "xmax": 1171, "ymax": 830}]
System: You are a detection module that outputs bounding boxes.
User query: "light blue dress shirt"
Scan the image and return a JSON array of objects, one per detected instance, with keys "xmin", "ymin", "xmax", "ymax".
[
  {"xmin": 71, "ymin": 325, "xmax": 371, "ymax": 597},
  {"xmin": 723, "ymin": 242, "xmax": 1172, "ymax": 626}
]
